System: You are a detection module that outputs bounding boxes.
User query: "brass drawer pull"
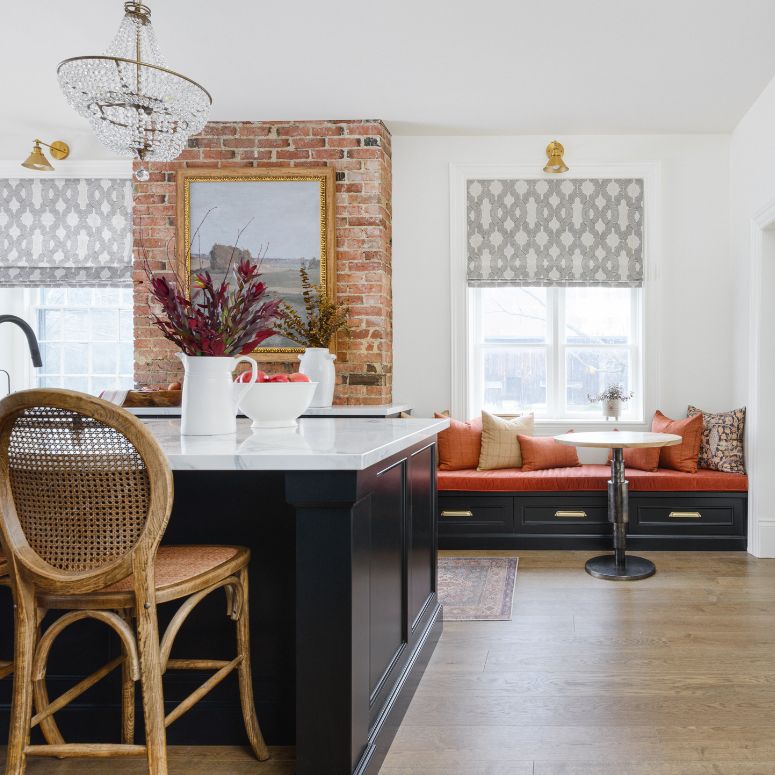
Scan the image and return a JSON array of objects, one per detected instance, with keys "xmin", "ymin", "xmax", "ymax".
[
  {"xmin": 669, "ymin": 511, "xmax": 702, "ymax": 519},
  {"xmin": 555, "ymin": 510, "xmax": 587, "ymax": 518},
  {"xmin": 441, "ymin": 510, "xmax": 474, "ymax": 518}
]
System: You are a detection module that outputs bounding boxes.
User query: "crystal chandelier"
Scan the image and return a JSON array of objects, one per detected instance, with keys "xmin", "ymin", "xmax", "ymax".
[{"xmin": 57, "ymin": 2, "xmax": 212, "ymax": 181}]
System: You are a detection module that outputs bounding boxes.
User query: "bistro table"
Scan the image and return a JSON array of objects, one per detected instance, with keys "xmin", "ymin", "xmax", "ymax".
[{"xmin": 554, "ymin": 431, "xmax": 682, "ymax": 581}]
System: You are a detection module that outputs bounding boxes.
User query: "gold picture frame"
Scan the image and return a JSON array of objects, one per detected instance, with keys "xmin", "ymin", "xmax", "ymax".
[{"xmin": 176, "ymin": 167, "xmax": 337, "ymax": 360}]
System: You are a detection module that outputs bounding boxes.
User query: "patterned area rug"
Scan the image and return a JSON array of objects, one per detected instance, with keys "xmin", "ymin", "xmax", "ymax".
[{"xmin": 438, "ymin": 556, "xmax": 518, "ymax": 621}]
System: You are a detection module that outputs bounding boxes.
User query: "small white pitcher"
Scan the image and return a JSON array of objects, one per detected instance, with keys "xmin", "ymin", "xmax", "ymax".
[
  {"xmin": 298, "ymin": 347, "xmax": 336, "ymax": 407},
  {"xmin": 177, "ymin": 353, "xmax": 257, "ymax": 435}
]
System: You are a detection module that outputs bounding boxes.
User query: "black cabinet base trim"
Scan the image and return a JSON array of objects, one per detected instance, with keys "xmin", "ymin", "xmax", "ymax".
[{"xmin": 358, "ymin": 601, "xmax": 442, "ymax": 775}]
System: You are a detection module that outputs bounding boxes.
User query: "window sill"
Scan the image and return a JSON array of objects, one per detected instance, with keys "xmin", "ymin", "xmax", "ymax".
[{"xmin": 530, "ymin": 418, "xmax": 648, "ymax": 434}]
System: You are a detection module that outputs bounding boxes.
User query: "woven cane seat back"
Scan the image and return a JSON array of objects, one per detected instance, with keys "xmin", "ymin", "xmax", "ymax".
[{"xmin": 6, "ymin": 405, "xmax": 151, "ymax": 573}]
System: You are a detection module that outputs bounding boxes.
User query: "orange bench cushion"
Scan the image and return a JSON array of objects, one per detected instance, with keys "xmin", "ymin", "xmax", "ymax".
[{"xmin": 437, "ymin": 464, "xmax": 748, "ymax": 493}]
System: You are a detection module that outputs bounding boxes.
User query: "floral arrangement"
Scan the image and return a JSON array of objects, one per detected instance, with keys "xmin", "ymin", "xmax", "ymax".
[
  {"xmin": 143, "ymin": 218, "xmax": 282, "ymax": 356},
  {"xmin": 587, "ymin": 384, "xmax": 634, "ymax": 404},
  {"xmin": 274, "ymin": 266, "xmax": 350, "ymax": 348}
]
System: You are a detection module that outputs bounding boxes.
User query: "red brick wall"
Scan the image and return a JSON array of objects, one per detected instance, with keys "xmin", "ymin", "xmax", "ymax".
[{"xmin": 132, "ymin": 119, "xmax": 392, "ymax": 404}]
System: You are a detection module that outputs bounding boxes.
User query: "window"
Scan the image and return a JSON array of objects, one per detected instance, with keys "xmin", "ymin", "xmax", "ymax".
[
  {"xmin": 469, "ymin": 286, "xmax": 642, "ymax": 420},
  {"xmin": 33, "ymin": 288, "xmax": 134, "ymax": 395}
]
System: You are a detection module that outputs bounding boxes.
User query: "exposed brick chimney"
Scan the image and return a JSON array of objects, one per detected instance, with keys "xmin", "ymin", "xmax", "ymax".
[{"xmin": 132, "ymin": 119, "xmax": 392, "ymax": 404}]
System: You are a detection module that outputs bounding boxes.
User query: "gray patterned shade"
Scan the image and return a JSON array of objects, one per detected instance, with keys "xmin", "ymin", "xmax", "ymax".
[
  {"xmin": 0, "ymin": 178, "xmax": 132, "ymax": 287},
  {"xmin": 467, "ymin": 178, "xmax": 644, "ymax": 287}
]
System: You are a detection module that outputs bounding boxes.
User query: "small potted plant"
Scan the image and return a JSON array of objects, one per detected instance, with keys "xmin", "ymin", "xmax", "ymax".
[
  {"xmin": 587, "ymin": 384, "xmax": 634, "ymax": 421},
  {"xmin": 274, "ymin": 267, "xmax": 350, "ymax": 407}
]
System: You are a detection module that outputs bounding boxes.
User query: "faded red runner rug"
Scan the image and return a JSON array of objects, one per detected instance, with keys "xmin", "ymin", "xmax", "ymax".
[{"xmin": 438, "ymin": 556, "xmax": 518, "ymax": 621}]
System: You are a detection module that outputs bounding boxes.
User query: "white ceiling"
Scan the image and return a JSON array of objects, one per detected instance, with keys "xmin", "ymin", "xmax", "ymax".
[{"xmin": 2, "ymin": 0, "xmax": 775, "ymax": 154}]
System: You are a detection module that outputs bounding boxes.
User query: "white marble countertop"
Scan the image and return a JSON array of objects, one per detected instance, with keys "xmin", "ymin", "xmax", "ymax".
[
  {"xmin": 130, "ymin": 403, "xmax": 412, "ymax": 418},
  {"xmin": 141, "ymin": 416, "xmax": 449, "ymax": 471}
]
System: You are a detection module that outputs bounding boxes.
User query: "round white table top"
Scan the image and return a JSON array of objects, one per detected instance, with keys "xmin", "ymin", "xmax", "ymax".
[{"xmin": 554, "ymin": 431, "xmax": 682, "ymax": 449}]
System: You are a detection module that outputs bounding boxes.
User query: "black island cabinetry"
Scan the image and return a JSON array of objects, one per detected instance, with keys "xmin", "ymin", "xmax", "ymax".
[{"xmin": 0, "ymin": 417, "xmax": 447, "ymax": 775}]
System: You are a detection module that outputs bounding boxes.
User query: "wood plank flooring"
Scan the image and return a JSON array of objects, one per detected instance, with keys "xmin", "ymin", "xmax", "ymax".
[
  {"xmin": 4, "ymin": 550, "xmax": 775, "ymax": 774},
  {"xmin": 382, "ymin": 550, "xmax": 775, "ymax": 775}
]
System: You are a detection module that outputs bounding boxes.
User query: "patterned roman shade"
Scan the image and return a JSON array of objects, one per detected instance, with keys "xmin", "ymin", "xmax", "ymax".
[
  {"xmin": 466, "ymin": 178, "xmax": 644, "ymax": 287},
  {"xmin": 0, "ymin": 178, "xmax": 132, "ymax": 287}
]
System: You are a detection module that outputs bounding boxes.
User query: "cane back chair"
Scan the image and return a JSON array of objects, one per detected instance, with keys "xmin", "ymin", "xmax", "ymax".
[
  {"xmin": 0, "ymin": 553, "xmax": 11, "ymax": 681},
  {"xmin": 0, "ymin": 389, "xmax": 268, "ymax": 775}
]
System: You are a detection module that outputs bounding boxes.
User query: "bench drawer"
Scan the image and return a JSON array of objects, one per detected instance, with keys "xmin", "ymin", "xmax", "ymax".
[
  {"xmin": 522, "ymin": 504, "xmax": 609, "ymax": 526},
  {"xmin": 629, "ymin": 494, "xmax": 746, "ymax": 538},
  {"xmin": 516, "ymin": 495, "xmax": 609, "ymax": 535},
  {"xmin": 438, "ymin": 496, "xmax": 514, "ymax": 533},
  {"xmin": 635, "ymin": 504, "xmax": 735, "ymax": 527}
]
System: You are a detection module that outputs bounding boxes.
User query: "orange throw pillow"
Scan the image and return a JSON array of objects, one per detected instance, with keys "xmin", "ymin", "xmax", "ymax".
[
  {"xmin": 518, "ymin": 435, "xmax": 581, "ymax": 472},
  {"xmin": 606, "ymin": 429, "xmax": 661, "ymax": 472},
  {"xmin": 651, "ymin": 410, "xmax": 703, "ymax": 473},
  {"xmin": 435, "ymin": 413, "xmax": 482, "ymax": 470}
]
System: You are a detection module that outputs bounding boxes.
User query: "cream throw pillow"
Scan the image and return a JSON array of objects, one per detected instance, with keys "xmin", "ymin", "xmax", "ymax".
[{"xmin": 477, "ymin": 411, "xmax": 535, "ymax": 470}]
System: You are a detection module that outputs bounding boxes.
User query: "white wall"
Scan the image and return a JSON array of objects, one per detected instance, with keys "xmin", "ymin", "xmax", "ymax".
[
  {"xmin": 730, "ymin": 73, "xmax": 775, "ymax": 556},
  {"xmin": 393, "ymin": 135, "xmax": 734, "ymax": 423}
]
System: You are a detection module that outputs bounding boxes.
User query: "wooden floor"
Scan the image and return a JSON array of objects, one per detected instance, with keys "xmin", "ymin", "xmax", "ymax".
[{"xmin": 5, "ymin": 550, "xmax": 775, "ymax": 774}]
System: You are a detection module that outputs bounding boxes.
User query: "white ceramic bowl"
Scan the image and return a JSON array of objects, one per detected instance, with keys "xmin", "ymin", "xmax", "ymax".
[{"xmin": 237, "ymin": 381, "xmax": 318, "ymax": 429}]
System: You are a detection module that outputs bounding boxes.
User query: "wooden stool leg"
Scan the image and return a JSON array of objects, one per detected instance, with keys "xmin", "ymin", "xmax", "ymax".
[
  {"xmin": 6, "ymin": 585, "xmax": 37, "ymax": 775},
  {"xmin": 136, "ymin": 590, "xmax": 168, "ymax": 775},
  {"xmin": 119, "ymin": 609, "xmax": 136, "ymax": 744},
  {"xmin": 32, "ymin": 678, "xmax": 66, "ymax": 746},
  {"xmin": 235, "ymin": 567, "xmax": 269, "ymax": 762}
]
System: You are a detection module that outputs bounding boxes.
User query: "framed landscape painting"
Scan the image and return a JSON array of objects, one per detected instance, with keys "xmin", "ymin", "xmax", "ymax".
[{"xmin": 176, "ymin": 167, "xmax": 336, "ymax": 357}]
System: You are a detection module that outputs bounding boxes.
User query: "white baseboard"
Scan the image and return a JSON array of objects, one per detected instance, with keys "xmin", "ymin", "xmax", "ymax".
[{"xmin": 753, "ymin": 522, "xmax": 775, "ymax": 557}]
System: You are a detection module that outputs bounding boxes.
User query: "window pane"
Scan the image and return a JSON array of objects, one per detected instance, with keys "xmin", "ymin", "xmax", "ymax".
[
  {"xmin": 483, "ymin": 349, "xmax": 547, "ymax": 414},
  {"xmin": 63, "ymin": 343, "xmax": 89, "ymax": 374},
  {"xmin": 34, "ymin": 287, "xmax": 133, "ymax": 395},
  {"xmin": 92, "ymin": 343, "xmax": 118, "ymax": 374},
  {"xmin": 564, "ymin": 288, "xmax": 631, "ymax": 345},
  {"xmin": 91, "ymin": 309, "xmax": 119, "ymax": 341},
  {"xmin": 63, "ymin": 376, "xmax": 89, "ymax": 392},
  {"xmin": 481, "ymin": 287, "xmax": 548, "ymax": 343},
  {"xmin": 38, "ymin": 310, "xmax": 61, "ymax": 342},
  {"xmin": 119, "ymin": 342, "xmax": 134, "ymax": 375},
  {"xmin": 566, "ymin": 348, "xmax": 631, "ymax": 412},
  {"xmin": 62, "ymin": 309, "xmax": 89, "ymax": 340},
  {"xmin": 94, "ymin": 288, "xmax": 120, "ymax": 307},
  {"xmin": 39, "ymin": 343, "xmax": 62, "ymax": 374},
  {"xmin": 66, "ymin": 288, "xmax": 92, "ymax": 307},
  {"xmin": 41, "ymin": 288, "xmax": 66, "ymax": 306}
]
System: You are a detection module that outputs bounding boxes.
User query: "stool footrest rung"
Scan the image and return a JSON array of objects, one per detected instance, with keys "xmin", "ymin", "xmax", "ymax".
[
  {"xmin": 31, "ymin": 656, "xmax": 124, "ymax": 728},
  {"xmin": 164, "ymin": 655, "xmax": 242, "ymax": 728},
  {"xmin": 26, "ymin": 743, "xmax": 146, "ymax": 758},
  {"xmin": 166, "ymin": 658, "xmax": 232, "ymax": 671}
]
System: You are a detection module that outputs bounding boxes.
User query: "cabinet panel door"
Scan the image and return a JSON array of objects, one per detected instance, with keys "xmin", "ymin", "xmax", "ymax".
[
  {"xmin": 369, "ymin": 460, "xmax": 406, "ymax": 697},
  {"xmin": 408, "ymin": 444, "xmax": 435, "ymax": 631}
]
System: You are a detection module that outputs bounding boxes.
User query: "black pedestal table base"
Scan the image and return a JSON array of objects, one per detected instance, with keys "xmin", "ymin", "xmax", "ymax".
[
  {"xmin": 585, "ymin": 446, "xmax": 656, "ymax": 582},
  {"xmin": 585, "ymin": 554, "xmax": 655, "ymax": 581}
]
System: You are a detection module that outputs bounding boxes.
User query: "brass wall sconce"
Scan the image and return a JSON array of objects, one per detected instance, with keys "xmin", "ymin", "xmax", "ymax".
[
  {"xmin": 543, "ymin": 140, "xmax": 569, "ymax": 174},
  {"xmin": 21, "ymin": 139, "xmax": 71, "ymax": 172}
]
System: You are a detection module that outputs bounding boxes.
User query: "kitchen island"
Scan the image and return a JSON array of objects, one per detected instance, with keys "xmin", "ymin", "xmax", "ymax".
[{"xmin": 0, "ymin": 416, "xmax": 447, "ymax": 775}]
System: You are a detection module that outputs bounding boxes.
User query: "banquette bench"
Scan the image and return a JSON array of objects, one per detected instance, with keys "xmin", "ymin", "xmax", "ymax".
[{"xmin": 437, "ymin": 464, "xmax": 748, "ymax": 551}]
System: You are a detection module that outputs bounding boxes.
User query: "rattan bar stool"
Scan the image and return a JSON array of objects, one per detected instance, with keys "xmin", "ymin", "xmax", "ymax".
[
  {"xmin": 0, "ymin": 554, "xmax": 12, "ymax": 681},
  {"xmin": 0, "ymin": 389, "xmax": 269, "ymax": 775}
]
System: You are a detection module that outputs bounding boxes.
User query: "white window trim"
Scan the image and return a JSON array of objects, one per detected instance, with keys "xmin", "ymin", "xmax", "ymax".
[{"xmin": 449, "ymin": 161, "xmax": 662, "ymax": 431}]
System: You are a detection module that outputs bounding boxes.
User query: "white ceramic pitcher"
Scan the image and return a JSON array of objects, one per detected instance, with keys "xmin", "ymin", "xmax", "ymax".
[
  {"xmin": 177, "ymin": 353, "xmax": 257, "ymax": 435},
  {"xmin": 298, "ymin": 347, "xmax": 336, "ymax": 407}
]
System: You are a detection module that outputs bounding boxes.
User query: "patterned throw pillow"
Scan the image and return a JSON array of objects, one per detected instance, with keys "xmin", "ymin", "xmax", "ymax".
[
  {"xmin": 687, "ymin": 405, "xmax": 746, "ymax": 473},
  {"xmin": 477, "ymin": 411, "xmax": 535, "ymax": 470}
]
